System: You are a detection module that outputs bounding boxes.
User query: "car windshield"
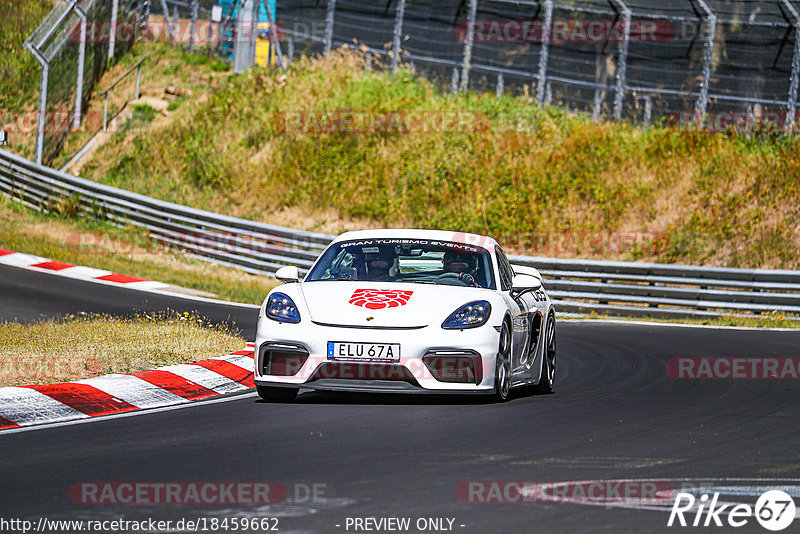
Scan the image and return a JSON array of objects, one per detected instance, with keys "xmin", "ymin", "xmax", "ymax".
[{"xmin": 306, "ymin": 239, "xmax": 496, "ymax": 289}]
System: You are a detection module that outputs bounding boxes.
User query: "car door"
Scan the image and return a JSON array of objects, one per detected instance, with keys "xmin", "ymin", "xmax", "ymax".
[{"xmin": 496, "ymin": 247, "xmax": 532, "ymax": 373}]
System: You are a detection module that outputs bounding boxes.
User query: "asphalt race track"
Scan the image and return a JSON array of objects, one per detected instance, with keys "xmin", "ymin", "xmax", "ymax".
[
  {"xmin": 0, "ymin": 265, "xmax": 257, "ymax": 339},
  {"xmin": 1, "ymin": 264, "xmax": 800, "ymax": 533}
]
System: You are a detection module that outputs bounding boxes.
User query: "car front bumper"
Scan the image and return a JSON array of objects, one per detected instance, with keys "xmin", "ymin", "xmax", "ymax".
[{"xmin": 254, "ymin": 320, "xmax": 501, "ymax": 393}]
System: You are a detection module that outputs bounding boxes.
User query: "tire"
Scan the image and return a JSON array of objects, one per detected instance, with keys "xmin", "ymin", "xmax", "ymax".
[
  {"xmin": 493, "ymin": 321, "xmax": 512, "ymax": 402},
  {"xmin": 534, "ymin": 313, "xmax": 556, "ymax": 394},
  {"xmin": 256, "ymin": 385, "xmax": 298, "ymax": 402}
]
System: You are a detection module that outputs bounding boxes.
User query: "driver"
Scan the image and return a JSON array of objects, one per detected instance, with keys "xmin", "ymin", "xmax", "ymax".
[
  {"xmin": 442, "ymin": 250, "xmax": 478, "ymax": 286},
  {"xmin": 365, "ymin": 249, "xmax": 395, "ymax": 281}
]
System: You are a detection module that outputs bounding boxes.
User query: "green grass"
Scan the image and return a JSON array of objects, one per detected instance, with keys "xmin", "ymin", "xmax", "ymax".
[
  {"xmin": 115, "ymin": 103, "xmax": 158, "ymax": 137},
  {"xmin": 0, "ymin": 195, "xmax": 277, "ymax": 305},
  {"xmin": 0, "ymin": 0, "xmax": 51, "ymax": 114},
  {"xmin": 76, "ymin": 48, "xmax": 800, "ymax": 270}
]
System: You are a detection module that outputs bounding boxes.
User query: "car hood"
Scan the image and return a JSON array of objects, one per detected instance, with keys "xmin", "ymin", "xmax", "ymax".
[{"xmin": 298, "ymin": 281, "xmax": 488, "ymax": 328}]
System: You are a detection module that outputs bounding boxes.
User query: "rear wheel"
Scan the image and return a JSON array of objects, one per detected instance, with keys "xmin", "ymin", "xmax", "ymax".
[
  {"xmin": 256, "ymin": 385, "xmax": 298, "ymax": 402},
  {"xmin": 534, "ymin": 313, "xmax": 556, "ymax": 394},
  {"xmin": 493, "ymin": 322, "xmax": 512, "ymax": 402}
]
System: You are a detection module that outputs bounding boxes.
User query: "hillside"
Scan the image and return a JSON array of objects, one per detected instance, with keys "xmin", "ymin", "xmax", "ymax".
[{"xmin": 43, "ymin": 46, "xmax": 800, "ymax": 269}]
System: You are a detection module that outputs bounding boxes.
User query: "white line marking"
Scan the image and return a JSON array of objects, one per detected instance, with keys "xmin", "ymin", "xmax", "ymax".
[{"xmin": 0, "ymin": 391, "xmax": 258, "ymax": 435}]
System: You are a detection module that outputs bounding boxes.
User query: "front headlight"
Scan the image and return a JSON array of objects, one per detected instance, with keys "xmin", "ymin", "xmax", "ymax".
[
  {"xmin": 442, "ymin": 300, "xmax": 491, "ymax": 329},
  {"xmin": 266, "ymin": 292, "xmax": 301, "ymax": 323}
]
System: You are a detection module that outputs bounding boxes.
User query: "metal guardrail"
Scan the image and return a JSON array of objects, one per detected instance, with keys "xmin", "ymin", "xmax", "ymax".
[{"xmin": 1, "ymin": 147, "xmax": 799, "ymax": 319}]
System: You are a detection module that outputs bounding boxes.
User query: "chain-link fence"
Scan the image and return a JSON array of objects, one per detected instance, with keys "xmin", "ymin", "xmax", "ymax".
[
  {"xmin": 276, "ymin": 0, "xmax": 800, "ymax": 133},
  {"xmin": 24, "ymin": 0, "xmax": 800, "ymax": 167},
  {"xmin": 24, "ymin": 0, "xmax": 143, "ymax": 165}
]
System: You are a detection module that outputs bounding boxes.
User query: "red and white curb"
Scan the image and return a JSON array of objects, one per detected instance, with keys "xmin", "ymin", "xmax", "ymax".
[
  {"xmin": 0, "ymin": 247, "xmax": 259, "ymax": 308},
  {"xmin": 0, "ymin": 343, "xmax": 256, "ymax": 430},
  {"xmin": 0, "ymin": 248, "xmax": 169, "ymax": 290}
]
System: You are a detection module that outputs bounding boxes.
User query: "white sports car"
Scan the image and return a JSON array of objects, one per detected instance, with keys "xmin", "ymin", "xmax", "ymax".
[{"xmin": 254, "ymin": 229, "xmax": 556, "ymax": 402}]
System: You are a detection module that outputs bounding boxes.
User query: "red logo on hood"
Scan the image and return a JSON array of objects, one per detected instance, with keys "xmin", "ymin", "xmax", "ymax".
[{"xmin": 349, "ymin": 289, "xmax": 413, "ymax": 310}]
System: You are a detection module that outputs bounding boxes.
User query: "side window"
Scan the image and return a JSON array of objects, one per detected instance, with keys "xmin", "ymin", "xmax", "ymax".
[{"xmin": 495, "ymin": 247, "xmax": 514, "ymax": 291}]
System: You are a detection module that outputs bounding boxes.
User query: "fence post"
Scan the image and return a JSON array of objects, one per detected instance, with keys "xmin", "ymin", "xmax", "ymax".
[
  {"xmin": 324, "ymin": 0, "xmax": 337, "ymax": 55},
  {"xmin": 609, "ymin": 0, "xmax": 630, "ymax": 120},
  {"xmin": 262, "ymin": 0, "xmax": 286, "ymax": 70},
  {"xmin": 173, "ymin": 5, "xmax": 179, "ymax": 43},
  {"xmin": 103, "ymin": 92, "xmax": 109, "ymax": 132},
  {"xmin": 781, "ymin": 0, "xmax": 800, "ymax": 133},
  {"xmin": 190, "ymin": 0, "xmax": 199, "ymax": 51},
  {"xmin": 391, "ymin": 0, "xmax": 407, "ymax": 73},
  {"xmin": 593, "ymin": 88, "xmax": 602, "ymax": 121},
  {"xmin": 643, "ymin": 95, "xmax": 652, "ymax": 128},
  {"xmin": 26, "ymin": 44, "xmax": 49, "ymax": 165},
  {"xmin": 138, "ymin": 0, "xmax": 151, "ymax": 42},
  {"xmin": 159, "ymin": 0, "xmax": 174, "ymax": 41},
  {"xmin": 693, "ymin": 0, "xmax": 716, "ymax": 125},
  {"xmin": 233, "ymin": 0, "xmax": 257, "ymax": 73},
  {"xmin": 136, "ymin": 63, "xmax": 142, "ymax": 99},
  {"xmin": 109, "ymin": 0, "xmax": 119, "ymax": 60},
  {"xmin": 496, "ymin": 73, "xmax": 504, "ymax": 97},
  {"xmin": 73, "ymin": 4, "xmax": 87, "ymax": 130},
  {"xmin": 459, "ymin": 0, "xmax": 478, "ymax": 92},
  {"xmin": 536, "ymin": 0, "xmax": 553, "ymax": 104}
]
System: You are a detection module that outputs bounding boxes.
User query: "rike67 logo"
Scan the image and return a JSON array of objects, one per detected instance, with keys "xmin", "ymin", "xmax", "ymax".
[
  {"xmin": 349, "ymin": 289, "xmax": 413, "ymax": 310},
  {"xmin": 668, "ymin": 490, "xmax": 796, "ymax": 531}
]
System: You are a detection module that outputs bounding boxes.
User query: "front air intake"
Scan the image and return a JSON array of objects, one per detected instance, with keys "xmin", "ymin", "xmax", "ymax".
[
  {"xmin": 422, "ymin": 350, "xmax": 483, "ymax": 385},
  {"xmin": 260, "ymin": 343, "xmax": 309, "ymax": 376}
]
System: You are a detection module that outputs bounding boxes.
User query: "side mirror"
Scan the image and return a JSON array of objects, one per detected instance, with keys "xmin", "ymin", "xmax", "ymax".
[
  {"xmin": 275, "ymin": 265, "xmax": 300, "ymax": 284},
  {"xmin": 511, "ymin": 273, "xmax": 542, "ymax": 296}
]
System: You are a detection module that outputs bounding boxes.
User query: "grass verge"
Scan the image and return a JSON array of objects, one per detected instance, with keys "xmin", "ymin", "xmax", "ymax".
[
  {"xmin": 0, "ymin": 195, "xmax": 277, "ymax": 305},
  {"xmin": 0, "ymin": 311, "xmax": 245, "ymax": 387}
]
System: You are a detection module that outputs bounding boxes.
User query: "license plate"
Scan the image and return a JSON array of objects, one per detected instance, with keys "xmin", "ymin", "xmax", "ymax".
[{"xmin": 327, "ymin": 341, "xmax": 401, "ymax": 362}]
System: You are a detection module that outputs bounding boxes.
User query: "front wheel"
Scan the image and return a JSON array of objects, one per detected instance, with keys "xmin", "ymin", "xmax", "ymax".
[
  {"xmin": 534, "ymin": 313, "xmax": 556, "ymax": 394},
  {"xmin": 256, "ymin": 385, "xmax": 298, "ymax": 402},
  {"xmin": 493, "ymin": 322, "xmax": 512, "ymax": 402}
]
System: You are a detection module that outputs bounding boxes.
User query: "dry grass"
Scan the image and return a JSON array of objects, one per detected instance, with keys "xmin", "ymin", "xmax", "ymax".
[{"xmin": 0, "ymin": 312, "xmax": 245, "ymax": 387}]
